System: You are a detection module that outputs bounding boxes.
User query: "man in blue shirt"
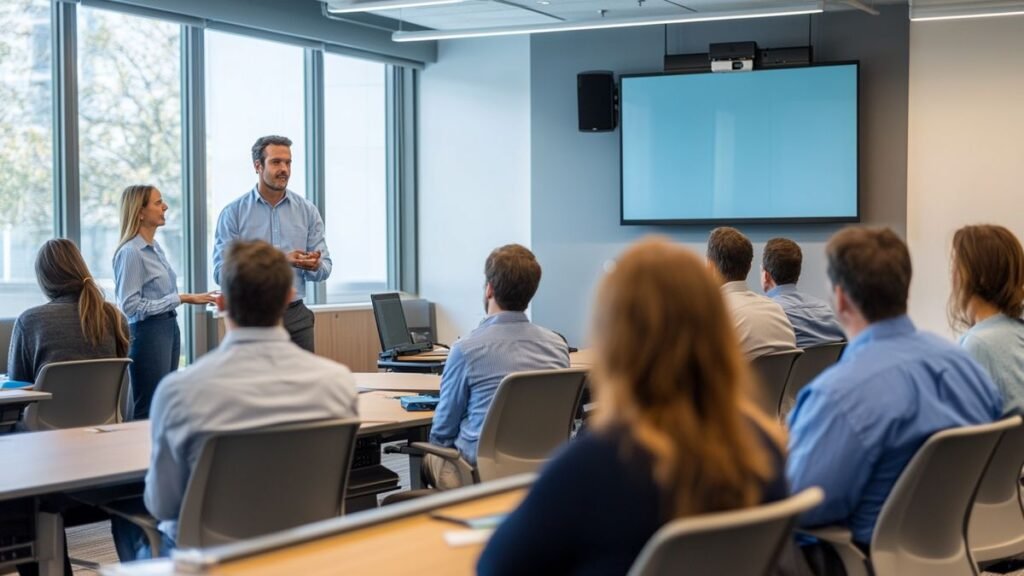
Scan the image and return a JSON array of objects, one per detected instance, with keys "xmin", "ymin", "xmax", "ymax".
[
  {"xmin": 760, "ymin": 237, "xmax": 845, "ymax": 349},
  {"xmin": 212, "ymin": 135, "xmax": 331, "ymax": 352},
  {"xmin": 787, "ymin": 227, "xmax": 1001, "ymax": 555},
  {"xmin": 426, "ymin": 244, "xmax": 569, "ymax": 489}
]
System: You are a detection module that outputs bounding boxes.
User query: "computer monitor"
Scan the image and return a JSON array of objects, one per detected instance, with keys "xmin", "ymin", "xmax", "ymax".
[{"xmin": 371, "ymin": 293, "xmax": 429, "ymax": 355}]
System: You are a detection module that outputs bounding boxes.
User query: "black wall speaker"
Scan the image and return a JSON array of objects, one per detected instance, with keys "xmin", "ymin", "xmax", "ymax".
[{"xmin": 577, "ymin": 71, "xmax": 617, "ymax": 132}]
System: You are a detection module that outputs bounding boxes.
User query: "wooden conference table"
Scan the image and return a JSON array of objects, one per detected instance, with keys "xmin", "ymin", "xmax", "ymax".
[
  {"xmin": 0, "ymin": 389, "xmax": 51, "ymax": 430},
  {"xmin": 0, "ymin": 378, "xmax": 436, "ymax": 576},
  {"xmin": 103, "ymin": 475, "xmax": 533, "ymax": 576}
]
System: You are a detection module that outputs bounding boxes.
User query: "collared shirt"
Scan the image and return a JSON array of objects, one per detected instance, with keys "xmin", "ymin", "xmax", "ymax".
[
  {"xmin": 766, "ymin": 284, "xmax": 846, "ymax": 349},
  {"xmin": 961, "ymin": 313, "xmax": 1024, "ymax": 415},
  {"xmin": 144, "ymin": 327, "xmax": 358, "ymax": 540},
  {"xmin": 429, "ymin": 311, "xmax": 570, "ymax": 465},
  {"xmin": 212, "ymin": 186, "xmax": 331, "ymax": 302},
  {"xmin": 113, "ymin": 235, "xmax": 180, "ymax": 324},
  {"xmin": 720, "ymin": 281, "xmax": 798, "ymax": 358},
  {"xmin": 787, "ymin": 315, "xmax": 1002, "ymax": 544}
]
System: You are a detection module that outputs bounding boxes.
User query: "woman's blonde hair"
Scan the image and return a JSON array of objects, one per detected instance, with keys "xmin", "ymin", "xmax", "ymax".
[
  {"xmin": 590, "ymin": 236, "xmax": 784, "ymax": 518},
  {"xmin": 36, "ymin": 239, "xmax": 129, "ymax": 356},
  {"xmin": 117, "ymin": 185, "xmax": 157, "ymax": 251},
  {"xmin": 949, "ymin": 224, "xmax": 1024, "ymax": 331}
]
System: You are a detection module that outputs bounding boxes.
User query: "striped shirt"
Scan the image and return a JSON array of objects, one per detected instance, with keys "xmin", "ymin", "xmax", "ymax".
[
  {"xmin": 113, "ymin": 235, "xmax": 180, "ymax": 324},
  {"xmin": 212, "ymin": 186, "xmax": 331, "ymax": 302},
  {"xmin": 429, "ymin": 311, "xmax": 570, "ymax": 465}
]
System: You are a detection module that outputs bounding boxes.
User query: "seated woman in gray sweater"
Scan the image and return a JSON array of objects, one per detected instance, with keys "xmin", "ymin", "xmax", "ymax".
[
  {"xmin": 9, "ymin": 238, "xmax": 129, "ymax": 383},
  {"xmin": 950, "ymin": 224, "xmax": 1024, "ymax": 414}
]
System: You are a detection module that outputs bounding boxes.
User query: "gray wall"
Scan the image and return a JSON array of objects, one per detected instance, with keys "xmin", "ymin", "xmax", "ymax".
[{"xmin": 529, "ymin": 6, "xmax": 909, "ymax": 344}]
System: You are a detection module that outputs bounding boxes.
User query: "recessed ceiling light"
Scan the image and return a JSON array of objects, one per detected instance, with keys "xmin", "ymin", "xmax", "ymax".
[{"xmin": 537, "ymin": 1, "xmax": 551, "ymax": 5}]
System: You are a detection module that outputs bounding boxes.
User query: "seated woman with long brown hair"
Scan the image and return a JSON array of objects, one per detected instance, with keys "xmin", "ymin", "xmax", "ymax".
[
  {"xmin": 9, "ymin": 238, "xmax": 129, "ymax": 383},
  {"xmin": 949, "ymin": 224, "xmax": 1024, "ymax": 414},
  {"xmin": 477, "ymin": 236, "xmax": 787, "ymax": 576}
]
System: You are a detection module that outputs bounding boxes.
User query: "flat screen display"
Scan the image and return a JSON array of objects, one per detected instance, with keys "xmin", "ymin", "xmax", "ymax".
[{"xmin": 620, "ymin": 63, "xmax": 859, "ymax": 224}]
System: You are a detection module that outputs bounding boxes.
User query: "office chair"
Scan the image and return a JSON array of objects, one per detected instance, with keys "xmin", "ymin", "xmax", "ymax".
[
  {"xmin": 968, "ymin": 418, "xmax": 1024, "ymax": 567},
  {"xmin": 22, "ymin": 358, "xmax": 131, "ymax": 431},
  {"xmin": 385, "ymin": 368, "xmax": 587, "ymax": 502},
  {"xmin": 749, "ymin": 350, "xmax": 802, "ymax": 418},
  {"xmin": 779, "ymin": 342, "xmax": 846, "ymax": 418},
  {"xmin": 105, "ymin": 417, "xmax": 361, "ymax": 554},
  {"xmin": 803, "ymin": 416, "xmax": 1021, "ymax": 576},
  {"xmin": 627, "ymin": 487, "xmax": 824, "ymax": 576}
]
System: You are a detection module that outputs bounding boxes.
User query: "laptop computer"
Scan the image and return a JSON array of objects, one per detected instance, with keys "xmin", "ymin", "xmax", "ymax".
[{"xmin": 371, "ymin": 293, "xmax": 433, "ymax": 358}]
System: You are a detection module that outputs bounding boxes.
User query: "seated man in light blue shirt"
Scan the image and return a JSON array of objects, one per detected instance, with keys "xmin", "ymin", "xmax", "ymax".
[
  {"xmin": 787, "ymin": 227, "xmax": 1001, "ymax": 568},
  {"xmin": 426, "ymin": 244, "xmax": 570, "ymax": 489},
  {"xmin": 212, "ymin": 135, "xmax": 331, "ymax": 353},
  {"xmin": 760, "ymin": 237, "xmax": 845, "ymax": 349},
  {"xmin": 113, "ymin": 240, "xmax": 358, "ymax": 559}
]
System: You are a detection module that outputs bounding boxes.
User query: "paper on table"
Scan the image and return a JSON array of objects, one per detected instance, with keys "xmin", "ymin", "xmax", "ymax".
[
  {"xmin": 97, "ymin": 558, "xmax": 175, "ymax": 575},
  {"xmin": 443, "ymin": 528, "xmax": 494, "ymax": 547}
]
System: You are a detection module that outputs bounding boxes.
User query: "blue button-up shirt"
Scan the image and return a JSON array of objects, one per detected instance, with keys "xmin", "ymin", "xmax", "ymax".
[
  {"xmin": 212, "ymin": 187, "xmax": 331, "ymax": 301},
  {"xmin": 787, "ymin": 315, "xmax": 1002, "ymax": 544},
  {"xmin": 113, "ymin": 235, "xmax": 180, "ymax": 324},
  {"xmin": 429, "ymin": 311, "xmax": 570, "ymax": 465},
  {"xmin": 766, "ymin": 284, "xmax": 846, "ymax": 349}
]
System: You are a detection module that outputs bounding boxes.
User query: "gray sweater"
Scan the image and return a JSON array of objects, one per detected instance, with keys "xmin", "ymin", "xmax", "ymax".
[{"xmin": 8, "ymin": 294, "xmax": 127, "ymax": 383}]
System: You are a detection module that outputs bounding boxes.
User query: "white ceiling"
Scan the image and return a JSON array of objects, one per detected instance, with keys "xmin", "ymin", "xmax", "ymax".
[{"xmin": 324, "ymin": 0, "xmax": 898, "ymax": 31}]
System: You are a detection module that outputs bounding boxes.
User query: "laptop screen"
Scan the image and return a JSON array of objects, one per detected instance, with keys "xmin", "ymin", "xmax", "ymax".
[{"xmin": 371, "ymin": 293, "xmax": 414, "ymax": 352}]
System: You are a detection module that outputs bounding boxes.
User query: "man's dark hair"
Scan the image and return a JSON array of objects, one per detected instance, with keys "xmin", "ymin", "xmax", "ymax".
[
  {"xmin": 485, "ymin": 244, "xmax": 542, "ymax": 312},
  {"xmin": 251, "ymin": 135, "xmax": 293, "ymax": 166},
  {"xmin": 762, "ymin": 238, "xmax": 803, "ymax": 285},
  {"xmin": 222, "ymin": 240, "xmax": 293, "ymax": 327},
  {"xmin": 706, "ymin": 227, "xmax": 753, "ymax": 282},
  {"xmin": 826, "ymin": 227, "xmax": 912, "ymax": 322}
]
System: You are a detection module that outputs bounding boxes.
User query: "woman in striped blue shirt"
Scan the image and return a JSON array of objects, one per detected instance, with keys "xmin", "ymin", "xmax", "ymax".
[{"xmin": 113, "ymin": 185, "xmax": 215, "ymax": 420}]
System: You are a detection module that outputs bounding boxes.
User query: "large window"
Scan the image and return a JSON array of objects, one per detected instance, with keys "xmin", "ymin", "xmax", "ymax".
[
  {"xmin": 77, "ymin": 7, "xmax": 186, "ymax": 355},
  {"xmin": 77, "ymin": 8, "xmax": 184, "ymax": 291},
  {"xmin": 324, "ymin": 53, "xmax": 388, "ymax": 300},
  {"xmin": 0, "ymin": 0, "xmax": 54, "ymax": 316},
  {"xmin": 0, "ymin": 2, "xmax": 412, "ymax": 354},
  {"xmin": 204, "ymin": 30, "xmax": 307, "ymax": 292}
]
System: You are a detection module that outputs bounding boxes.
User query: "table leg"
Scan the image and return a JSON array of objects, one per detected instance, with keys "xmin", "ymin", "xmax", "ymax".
[{"xmin": 36, "ymin": 510, "xmax": 64, "ymax": 576}]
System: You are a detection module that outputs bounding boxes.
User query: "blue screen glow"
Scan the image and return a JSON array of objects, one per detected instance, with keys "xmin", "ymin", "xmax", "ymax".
[{"xmin": 620, "ymin": 64, "xmax": 858, "ymax": 223}]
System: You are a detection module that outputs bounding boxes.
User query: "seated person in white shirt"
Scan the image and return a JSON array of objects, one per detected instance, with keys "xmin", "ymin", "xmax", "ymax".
[
  {"xmin": 112, "ymin": 240, "xmax": 358, "ymax": 559},
  {"xmin": 706, "ymin": 227, "xmax": 798, "ymax": 358},
  {"xmin": 761, "ymin": 237, "xmax": 845, "ymax": 349},
  {"xmin": 426, "ymin": 244, "xmax": 570, "ymax": 490}
]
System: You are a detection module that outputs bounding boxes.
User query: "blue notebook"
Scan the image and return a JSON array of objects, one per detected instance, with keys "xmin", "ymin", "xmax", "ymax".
[
  {"xmin": 400, "ymin": 395, "xmax": 441, "ymax": 411},
  {"xmin": 0, "ymin": 378, "xmax": 33, "ymax": 390}
]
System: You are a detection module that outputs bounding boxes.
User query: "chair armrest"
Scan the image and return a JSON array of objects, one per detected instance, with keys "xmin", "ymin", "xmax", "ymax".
[
  {"xmin": 798, "ymin": 526, "xmax": 870, "ymax": 576},
  {"xmin": 408, "ymin": 442, "xmax": 462, "ymax": 462},
  {"xmin": 100, "ymin": 500, "xmax": 164, "ymax": 557}
]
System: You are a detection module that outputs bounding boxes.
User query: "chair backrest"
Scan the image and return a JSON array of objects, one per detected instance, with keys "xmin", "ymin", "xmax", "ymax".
[
  {"xmin": 968, "ymin": 417, "xmax": 1024, "ymax": 565},
  {"xmin": 176, "ymin": 417, "xmax": 361, "ymax": 549},
  {"xmin": 780, "ymin": 342, "xmax": 846, "ymax": 418},
  {"xmin": 476, "ymin": 368, "xmax": 588, "ymax": 483},
  {"xmin": 870, "ymin": 416, "xmax": 1021, "ymax": 576},
  {"xmin": 0, "ymin": 317, "xmax": 15, "ymax": 373},
  {"xmin": 22, "ymin": 358, "xmax": 131, "ymax": 431},
  {"xmin": 749, "ymin": 350, "xmax": 802, "ymax": 417},
  {"xmin": 627, "ymin": 487, "xmax": 824, "ymax": 576}
]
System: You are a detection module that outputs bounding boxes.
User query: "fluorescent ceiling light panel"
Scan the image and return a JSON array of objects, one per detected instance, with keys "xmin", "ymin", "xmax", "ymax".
[
  {"xmin": 328, "ymin": 0, "xmax": 466, "ymax": 14},
  {"xmin": 392, "ymin": 2, "xmax": 824, "ymax": 42},
  {"xmin": 910, "ymin": 0, "xmax": 1024, "ymax": 20}
]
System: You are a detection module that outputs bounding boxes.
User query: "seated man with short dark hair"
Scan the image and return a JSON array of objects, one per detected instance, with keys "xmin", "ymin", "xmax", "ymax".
[
  {"xmin": 761, "ymin": 237, "xmax": 845, "ymax": 349},
  {"xmin": 426, "ymin": 244, "xmax": 570, "ymax": 489},
  {"xmin": 787, "ymin": 227, "xmax": 1001, "ymax": 555},
  {"xmin": 115, "ymin": 240, "xmax": 358, "ymax": 558},
  {"xmin": 706, "ymin": 227, "xmax": 798, "ymax": 358}
]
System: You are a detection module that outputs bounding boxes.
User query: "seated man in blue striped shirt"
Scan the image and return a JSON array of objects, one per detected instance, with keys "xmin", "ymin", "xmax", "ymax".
[
  {"xmin": 787, "ymin": 227, "xmax": 1001, "ymax": 570},
  {"xmin": 760, "ymin": 237, "xmax": 845, "ymax": 349},
  {"xmin": 426, "ymin": 244, "xmax": 570, "ymax": 489}
]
